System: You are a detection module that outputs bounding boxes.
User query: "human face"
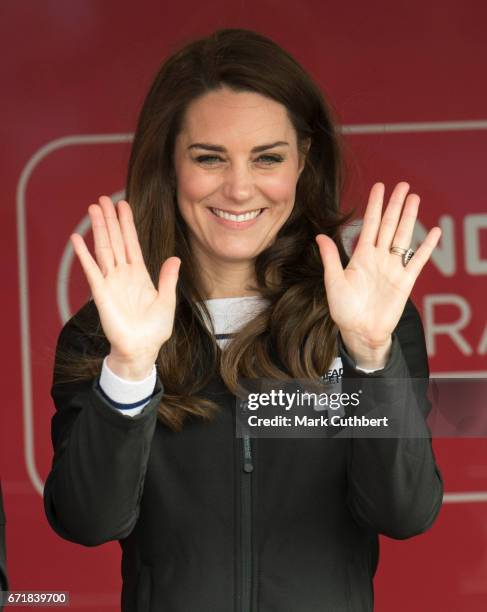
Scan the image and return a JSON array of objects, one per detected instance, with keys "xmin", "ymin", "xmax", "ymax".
[{"xmin": 173, "ymin": 88, "xmax": 307, "ymax": 268}]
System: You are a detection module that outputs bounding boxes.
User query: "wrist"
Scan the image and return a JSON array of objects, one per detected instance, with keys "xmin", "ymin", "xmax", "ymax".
[
  {"xmin": 106, "ymin": 352, "xmax": 157, "ymax": 381},
  {"xmin": 339, "ymin": 331, "xmax": 392, "ymax": 370}
]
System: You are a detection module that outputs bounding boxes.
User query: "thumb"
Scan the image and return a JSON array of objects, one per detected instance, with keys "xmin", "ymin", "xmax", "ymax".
[
  {"xmin": 315, "ymin": 234, "xmax": 344, "ymax": 288},
  {"xmin": 157, "ymin": 256, "xmax": 181, "ymax": 299}
]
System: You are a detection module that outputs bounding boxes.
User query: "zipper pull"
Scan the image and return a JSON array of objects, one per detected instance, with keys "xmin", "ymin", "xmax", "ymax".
[{"xmin": 243, "ymin": 434, "xmax": 253, "ymax": 472}]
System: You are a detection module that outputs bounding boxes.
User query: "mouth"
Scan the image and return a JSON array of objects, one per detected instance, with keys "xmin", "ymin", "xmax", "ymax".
[{"xmin": 207, "ymin": 206, "xmax": 266, "ymax": 229}]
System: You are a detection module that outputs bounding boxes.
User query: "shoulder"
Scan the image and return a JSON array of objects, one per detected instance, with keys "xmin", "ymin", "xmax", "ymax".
[{"xmin": 52, "ymin": 299, "xmax": 108, "ymax": 393}]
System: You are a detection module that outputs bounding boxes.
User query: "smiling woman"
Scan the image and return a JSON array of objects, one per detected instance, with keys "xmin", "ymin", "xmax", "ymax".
[
  {"xmin": 43, "ymin": 27, "xmax": 443, "ymax": 612},
  {"xmin": 173, "ymin": 88, "xmax": 310, "ymax": 278}
]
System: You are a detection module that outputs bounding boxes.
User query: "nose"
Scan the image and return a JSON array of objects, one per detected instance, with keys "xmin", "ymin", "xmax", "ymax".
[{"xmin": 221, "ymin": 161, "xmax": 255, "ymax": 203}]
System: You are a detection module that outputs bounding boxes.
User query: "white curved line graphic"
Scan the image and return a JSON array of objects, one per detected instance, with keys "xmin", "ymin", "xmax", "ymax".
[{"xmin": 17, "ymin": 124, "xmax": 487, "ymax": 502}]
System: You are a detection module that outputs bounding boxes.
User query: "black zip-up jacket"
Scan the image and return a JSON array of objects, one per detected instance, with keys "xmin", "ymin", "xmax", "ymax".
[{"xmin": 43, "ymin": 297, "xmax": 443, "ymax": 612}]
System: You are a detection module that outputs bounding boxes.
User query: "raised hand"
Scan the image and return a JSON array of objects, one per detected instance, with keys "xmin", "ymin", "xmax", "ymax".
[
  {"xmin": 70, "ymin": 196, "xmax": 181, "ymax": 375},
  {"xmin": 315, "ymin": 182, "xmax": 441, "ymax": 368}
]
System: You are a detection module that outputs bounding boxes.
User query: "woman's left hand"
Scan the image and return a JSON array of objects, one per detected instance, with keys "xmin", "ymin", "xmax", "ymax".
[{"xmin": 315, "ymin": 181, "xmax": 442, "ymax": 369}]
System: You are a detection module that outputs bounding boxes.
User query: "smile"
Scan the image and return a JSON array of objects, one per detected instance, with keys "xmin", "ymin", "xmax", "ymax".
[
  {"xmin": 207, "ymin": 208, "xmax": 266, "ymax": 230},
  {"xmin": 210, "ymin": 207, "xmax": 264, "ymax": 222}
]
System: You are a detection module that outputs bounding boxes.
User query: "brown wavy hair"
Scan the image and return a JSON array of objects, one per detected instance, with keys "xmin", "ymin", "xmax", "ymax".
[{"xmin": 53, "ymin": 27, "xmax": 356, "ymax": 431}]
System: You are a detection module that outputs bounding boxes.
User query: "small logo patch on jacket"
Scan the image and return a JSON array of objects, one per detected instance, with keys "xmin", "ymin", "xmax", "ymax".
[{"xmin": 319, "ymin": 356, "xmax": 343, "ymax": 383}]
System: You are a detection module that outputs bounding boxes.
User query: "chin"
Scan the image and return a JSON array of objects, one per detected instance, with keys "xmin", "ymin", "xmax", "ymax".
[{"xmin": 213, "ymin": 246, "xmax": 260, "ymax": 262}]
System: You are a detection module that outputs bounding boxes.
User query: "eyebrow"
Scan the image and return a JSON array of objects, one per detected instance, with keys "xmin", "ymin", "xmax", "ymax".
[{"xmin": 187, "ymin": 141, "xmax": 289, "ymax": 153}]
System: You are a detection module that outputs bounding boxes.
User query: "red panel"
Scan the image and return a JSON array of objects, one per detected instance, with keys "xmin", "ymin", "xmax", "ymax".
[{"xmin": 2, "ymin": 1, "xmax": 486, "ymax": 610}]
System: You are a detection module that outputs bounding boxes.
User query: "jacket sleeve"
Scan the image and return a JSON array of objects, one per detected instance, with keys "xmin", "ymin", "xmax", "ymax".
[
  {"xmin": 43, "ymin": 302, "xmax": 165, "ymax": 547},
  {"xmin": 340, "ymin": 297, "xmax": 444, "ymax": 540}
]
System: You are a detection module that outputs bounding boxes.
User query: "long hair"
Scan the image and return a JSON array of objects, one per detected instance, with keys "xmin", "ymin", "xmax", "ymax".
[{"xmin": 54, "ymin": 28, "xmax": 355, "ymax": 431}]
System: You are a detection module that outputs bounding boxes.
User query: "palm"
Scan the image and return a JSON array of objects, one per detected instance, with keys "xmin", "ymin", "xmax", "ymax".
[
  {"xmin": 70, "ymin": 196, "xmax": 181, "ymax": 361},
  {"xmin": 93, "ymin": 259, "xmax": 177, "ymax": 359},
  {"xmin": 316, "ymin": 181, "xmax": 441, "ymax": 347},
  {"xmin": 324, "ymin": 240, "xmax": 412, "ymax": 342}
]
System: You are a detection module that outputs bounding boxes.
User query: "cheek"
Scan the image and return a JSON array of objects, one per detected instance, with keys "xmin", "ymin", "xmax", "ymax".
[
  {"xmin": 177, "ymin": 164, "xmax": 216, "ymax": 201},
  {"xmin": 263, "ymin": 172, "xmax": 298, "ymax": 204}
]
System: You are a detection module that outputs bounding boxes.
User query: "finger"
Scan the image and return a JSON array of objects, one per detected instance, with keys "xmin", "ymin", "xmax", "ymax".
[
  {"xmin": 118, "ymin": 200, "xmax": 145, "ymax": 264},
  {"xmin": 356, "ymin": 182, "xmax": 385, "ymax": 247},
  {"xmin": 389, "ymin": 193, "xmax": 420, "ymax": 252},
  {"xmin": 315, "ymin": 234, "xmax": 344, "ymax": 290},
  {"xmin": 157, "ymin": 257, "xmax": 181, "ymax": 299},
  {"xmin": 404, "ymin": 227, "xmax": 442, "ymax": 279},
  {"xmin": 376, "ymin": 181, "xmax": 411, "ymax": 249},
  {"xmin": 89, "ymin": 204, "xmax": 115, "ymax": 274},
  {"xmin": 98, "ymin": 195, "xmax": 127, "ymax": 265},
  {"xmin": 70, "ymin": 233, "xmax": 105, "ymax": 297}
]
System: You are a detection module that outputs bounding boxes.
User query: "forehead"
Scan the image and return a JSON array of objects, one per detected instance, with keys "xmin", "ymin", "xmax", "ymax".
[{"xmin": 177, "ymin": 88, "xmax": 295, "ymax": 145}]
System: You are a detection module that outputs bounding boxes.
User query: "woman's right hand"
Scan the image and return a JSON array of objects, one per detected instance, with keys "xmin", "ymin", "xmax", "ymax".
[{"xmin": 70, "ymin": 195, "xmax": 181, "ymax": 374}]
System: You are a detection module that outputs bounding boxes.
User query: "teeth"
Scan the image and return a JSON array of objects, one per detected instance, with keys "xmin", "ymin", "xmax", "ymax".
[{"xmin": 211, "ymin": 208, "xmax": 262, "ymax": 222}]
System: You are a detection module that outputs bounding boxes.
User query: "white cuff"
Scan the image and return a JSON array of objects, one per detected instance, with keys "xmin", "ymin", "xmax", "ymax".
[{"xmin": 99, "ymin": 355, "xmax": 157, "ymax": 405}]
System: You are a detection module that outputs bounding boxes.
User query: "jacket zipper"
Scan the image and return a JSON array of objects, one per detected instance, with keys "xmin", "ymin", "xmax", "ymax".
[{"xmin": 241, "ymin": 433, "xmax": 253, "ymax": 612}]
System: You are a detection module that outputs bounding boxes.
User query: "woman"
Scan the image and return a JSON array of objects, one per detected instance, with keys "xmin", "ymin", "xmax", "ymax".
[{"xmin": 43, "ymin": 28, "xmax": 443, "ymax": 611}]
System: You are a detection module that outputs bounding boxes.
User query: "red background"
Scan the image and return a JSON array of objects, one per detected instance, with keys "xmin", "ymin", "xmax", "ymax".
[{"xmin": 2, "ymin": 1, "xmax": 486, "ymax": 610}]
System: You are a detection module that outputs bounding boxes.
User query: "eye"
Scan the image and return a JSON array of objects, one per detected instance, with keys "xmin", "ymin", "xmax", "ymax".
[
  {"xmin": 257, "ymin": 154, "xmax": 284, "ymax": 165},
  {"xmin": 194, "ymin": 154, "xmax": 284, "ymax": 165},
  {"xmin": 195, "ymin": 155, "xmax": 222, "ymax": 164}
]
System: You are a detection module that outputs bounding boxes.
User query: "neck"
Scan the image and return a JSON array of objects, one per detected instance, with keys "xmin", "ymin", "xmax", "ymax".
[{"xmin": 192, "ymin": 241, "xmax": 261, "ymax": 299}]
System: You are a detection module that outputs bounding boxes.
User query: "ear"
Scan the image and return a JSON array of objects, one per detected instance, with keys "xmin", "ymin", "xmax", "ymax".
[{"xmin": 298, "ymin": 137, "xmax": 311, "ymax": 175}]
